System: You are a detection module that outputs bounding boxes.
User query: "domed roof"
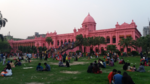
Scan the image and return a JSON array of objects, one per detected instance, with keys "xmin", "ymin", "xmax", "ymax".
[{"xmin": 82, "ymin": 13, "xmax": 96, "ymax": 24}]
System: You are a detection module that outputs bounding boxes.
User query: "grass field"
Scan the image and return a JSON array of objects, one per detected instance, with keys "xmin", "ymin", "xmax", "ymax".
[{"xmin": 0, "ymin": 56, "xmax": 150, "ymax": 84}]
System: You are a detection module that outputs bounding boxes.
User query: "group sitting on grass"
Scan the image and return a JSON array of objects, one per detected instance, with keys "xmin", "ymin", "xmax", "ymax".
[
  {"xmin": 0, "ymin": 63, "xmax": 13, "ymax": 77},
  {"xmin": 59, "ymin": 60, "xmax": 70, "ymax": 67},
  {"xmin": 36, "ymin": 63, "xmax": 51, "ymax": 71},
  {"xmin": 123, "ymin": 62, "xmax": 145, "ymax": 72},
  {"xmin": 108, "ymin": 69, "xmax": 135, "ymax": 84}
]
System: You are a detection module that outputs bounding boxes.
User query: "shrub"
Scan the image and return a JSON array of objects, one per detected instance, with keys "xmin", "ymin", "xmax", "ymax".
[
  {"xmin": 115, "ymin": 49, "xmax": 121, "ymax": 56},
  {"xmin": 131, "ymin": 51, "xmax": 139, "ymax": 56},
  {"xmin": 101, "ymin": 50, "xmax": 107, "ymax": 55},
  {"xmin": 76, "ymin": 50, "xmax": 81, "ymax": 54}
]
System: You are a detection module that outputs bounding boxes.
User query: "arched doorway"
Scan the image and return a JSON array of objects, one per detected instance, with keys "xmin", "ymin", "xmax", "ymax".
[
  {"xmin": 84, "ymin": 46, "xmax": 86, "ymax": 53},
  {"xmin": 64, "ymin": 39, "xmax": 67, "ymax": 43},
  {"xmin": 101, "ymin": 47, "xmax": 104, "ymax": 54},
  {"xmin": 68, "ymin": 39, "xmax": 71, "ymax": 43},
  {"xmin": 57, "ymin": 40, "xmax": 59, "ymax": 46},
  {"xmin": 95, "ymin": 47, "xmax": 99, "ymax": 53},
  {"xmin": 112, "ymin": 36, "xmax": 116, "ymax": 43},
  {"xmin": 61, "ymin": 40, "xmax": 63, "ymax": 45},
  {"xmin": 106, "ymin": 36, "xmax": 110, "ymax": 43},
  {"xmin": 51, "ymin": 41, "xmax": 53, "ymax": 45},
  {"xmin": 90, "ymin": 47, "xmax": 93, "ymax": 54},
  {"xmin": 43, "ymin": 43, "xmax": 45, "ymax": 47},
  {"xmin": 120, "ymin": 48, "xmax": 124, "ymax": 52},
  {"xmin": 72, "ymin": 39, "xmax": 74, "ymax": 42}
]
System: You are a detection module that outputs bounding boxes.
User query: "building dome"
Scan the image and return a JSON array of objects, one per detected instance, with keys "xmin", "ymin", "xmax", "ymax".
[{"xmin": 82, "ymin": 13, "xmax": 96, "ymax": 24}]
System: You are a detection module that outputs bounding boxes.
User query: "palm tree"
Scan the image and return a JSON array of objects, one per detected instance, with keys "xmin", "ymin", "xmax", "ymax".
[
  {"xmin": 46, "ymin": 37, "xmax": 53, "ymax": 49},
  {"xmin": 98, "ymin": 37, "xmax": 106, "ymax": 52},
  {"xmin": 0, "ymin": 11, "xmax": 8, "ymax": 41},
  {"xmin": 118, "ymin": 37, "xmax": 133, "ymax": 53},
  {"xmin": 106, "ymin": 45, "xmax": 117, "ymax": 53}
]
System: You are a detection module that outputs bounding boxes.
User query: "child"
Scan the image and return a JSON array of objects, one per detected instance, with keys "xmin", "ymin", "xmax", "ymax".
[
  {"xmin": 0, "ymin": 70, "xmax": 7, "ymax": 76},
  {"xmin": 131, "ymin": 65, "xmax": 136, "ymax": 72}
]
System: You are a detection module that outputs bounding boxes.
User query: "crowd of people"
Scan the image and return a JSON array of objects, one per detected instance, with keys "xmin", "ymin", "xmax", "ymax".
[{"xmin": 0, "ymin": 49, "xmax": 148, "ymax": 84}]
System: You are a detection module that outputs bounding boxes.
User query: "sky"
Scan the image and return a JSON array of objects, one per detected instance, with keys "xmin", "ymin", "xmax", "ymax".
[{"xmin": 0, "ymin": 0, "xmax": 150, "ymax": 39}]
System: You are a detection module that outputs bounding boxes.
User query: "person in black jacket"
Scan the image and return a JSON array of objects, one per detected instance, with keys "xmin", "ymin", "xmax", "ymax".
[
  {"xmin": 122, "ymin": 72, "xmax": 135, "ymax": 84},
  {"xmin": 66, "ymin": 61, "xmax": 70, "ymax": 67},
  {"xmin": 87, "ymin": 63, "xmax": 93, "ymax": 73}
]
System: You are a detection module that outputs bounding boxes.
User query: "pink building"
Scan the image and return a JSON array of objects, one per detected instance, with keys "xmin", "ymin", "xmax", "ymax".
[{"xmin": 8, "ymin": 13, "xmax": 141, "ymax": 53}]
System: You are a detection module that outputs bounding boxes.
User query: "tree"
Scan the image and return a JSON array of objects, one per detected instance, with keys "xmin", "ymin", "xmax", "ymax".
[
  {"xmin": 118, "ymin": 37, "xmax": 133, "ymax": 52},
  {"xmin": 106, "ymin": 45, "xmax": 117, "ymax": 53},
  {"xmin": 0, "ymin": 40, "xmax": 11, "ymax": 53},
  {"xmin": 136, "ymin": 35, "xmax": 150, "ymax": 56},
  {"xmin": 76, "ymin": 34, "xmax": 84, "ymax": 52},
  {"xmin": 46, "ymin": 37, "xmax": 53, "ymax": 49},
  {"xmin": 38, "ymin": 47, "xmax": 43, "ymax": 53},
  {"xmin": 31, "ymin": 46, "xmax": 37, "ymax": 53},
  {"xmin": 96, "ymin": 36, "xmax": 106, "ymax": 52},
  {"xmin": 0, "ymin": 11, "xmax": 8, "ymax": 41},
  {"xmin": 42, "ymin": 46, "xmax": 47, "ymax": 51},
  {"xmin": 88, "ymin": 37, "xmax": 95, "ymax": 50}
]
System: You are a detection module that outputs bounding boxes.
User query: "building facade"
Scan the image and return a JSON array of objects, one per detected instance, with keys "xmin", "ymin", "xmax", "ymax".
[
  {"xmin": 8, "ymin": 14, "xmax": 141, "ymax": 53},
  {"xmin": 143, "ymin": 22, "xmax": 150, "ymax": 36}
]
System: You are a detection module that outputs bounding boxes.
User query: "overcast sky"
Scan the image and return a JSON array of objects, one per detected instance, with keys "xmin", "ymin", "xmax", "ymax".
[{"xmin": 0, "ymin": 0, "xmax": 150, "ymax": 39}]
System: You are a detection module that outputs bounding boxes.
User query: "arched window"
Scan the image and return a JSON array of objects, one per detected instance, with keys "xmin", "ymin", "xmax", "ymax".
[{"xmin": 106, "ymin": 36, "xmax": 110, "ymax": 43}]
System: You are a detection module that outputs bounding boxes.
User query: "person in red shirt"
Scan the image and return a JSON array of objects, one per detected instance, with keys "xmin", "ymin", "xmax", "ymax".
[{"xmin": 108, "ymin": 69, "xmax": 117, "ymax": 84}]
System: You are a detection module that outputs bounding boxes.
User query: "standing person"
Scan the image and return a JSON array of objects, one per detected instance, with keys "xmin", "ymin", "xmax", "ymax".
[
  {"xmin": 113, "ymin": 71, "xmax": 123, "ymax": 84},
  {"xmin": 1, "ymin": 53, "xmax": 3, "ymax": 63},
  {"xmin": 122, "ymin": 72, "xmax": 135, "ymax": 84},
  {"xmin": 3, "ymin": 53, "xmax": 6, "ymax": 65},
  {"xmin": 44, "ymin": 52, "xmax": 48, "ymax": 61},
  {"xmin": 108, "ymin": 69, "xmax": 117, "ymax": 84},
  {"xmin": 39, "ymin": 52, "xmax": 42, "ymax": 60},
  {"xmin": 63, "ymin": 52, "xmax": 67, "ymax": 62},
  {"xmin": 28, "ymin": 53, "xmax": 32, "ymax": 63},
  {"xmin": 140, "ymin": 51, "xmax": 143, "ymax": 58}
]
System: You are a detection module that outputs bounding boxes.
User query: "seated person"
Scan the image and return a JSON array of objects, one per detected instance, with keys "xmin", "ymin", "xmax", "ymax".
[
  {"xmin": 130, "ymin": 65, "xmax": 137, "ymax": 72},
  {"xmin": 9, "ymin": 61, "xmax": 15, "ymax": 68},
  {"xmin": 92, "ymin": 64, "xmax": 102, "ymax": 74},
  {"xmin": 93, "ymin": 61, "xmax": 97, "ymax": 65},
  {"xmin": 123, "ymin": 63, "xmax": 128, "ymax": 70},
  {"xmin": 102, "ymin": 60, "xmax": 106, "ymax": 68},
  {"xmin": 143, "ymin": 60, "xmax": 147, "ymax": 66},
  {"xmin": 127, "ymin": 63, "xmax": 132, "ymax": 71},
  {"xmin": 1, "ymin": 63, "xmax": 12, "ymax": 76},
  {"xmin": 137, "ymin": 63, "xmax": 145, "ymax": 72},
  {"xmin": 119, "ymin": 59, "xmax": 125, "ymax": 64},
  {"xmin": 109, "ymin": 60, "xmax": 114, "ymax": 66},
  {"xmin": 43, "ymin": 63, "xmax": 50, "ymax": 71},
  {"xmin": 66, "ymin": 61, "xmax": 70, "ymax": 67},
  {"xmin": 87, "ymin": 63, "xmax": 93, "ymax": 73},
  {"xmin": 59, "ymin": 60, "xmax": 65, "ymax": 67},
  {"xmin": 7, "ymin": 60, "xmax": 10, "ymax": 64},
  {"xmin": 148, "ymin": 60, "xmax": 150, "ymax": 66},
  {"xmin": 15, "ymin": 60, "xmax": 22, "ymax": 66},
  {"xmin": 36, "ymin": 63, "xmax": 43, "ymax": 71}
]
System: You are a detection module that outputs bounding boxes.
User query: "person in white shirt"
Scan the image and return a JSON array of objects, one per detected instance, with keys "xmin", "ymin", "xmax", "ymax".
[{"xmin": 2, "ymin": 64, "xmax": 12, "ymax": 76}]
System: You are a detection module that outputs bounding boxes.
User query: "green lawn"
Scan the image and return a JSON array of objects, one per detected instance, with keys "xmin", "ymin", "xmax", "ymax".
[{"xmin": 0, "ymin": 56, "xmax": 150, "ymax": 84}]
